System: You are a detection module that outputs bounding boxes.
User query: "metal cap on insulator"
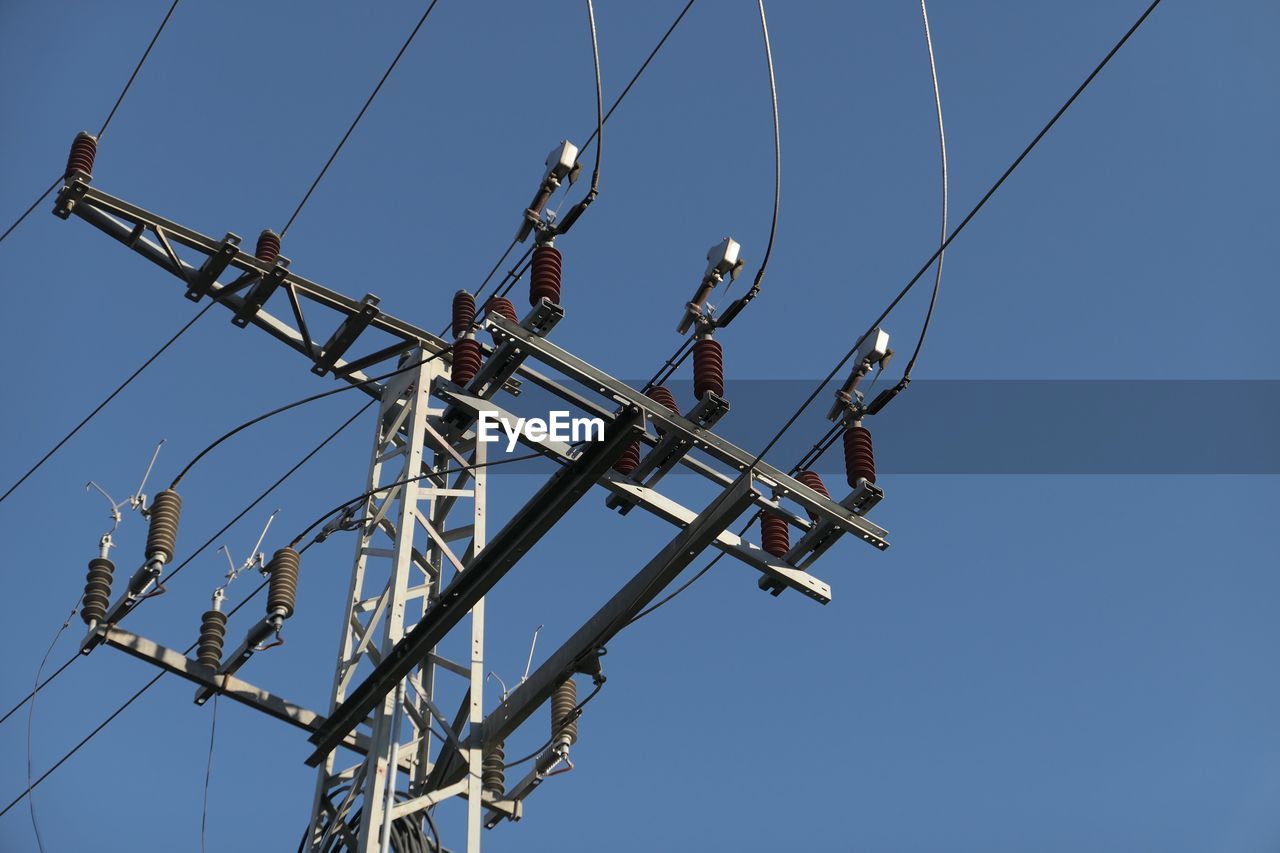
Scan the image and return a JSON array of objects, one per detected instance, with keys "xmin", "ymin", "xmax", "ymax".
[
  {"xmin": 145, "ymin": 489, "xmax": 182, "ymax": 563},
  {"xmin": 81, "ymin": 557, "xmax": 115, "ymax": 626},
  {"xmin": 255, "ymin": 229, "xmax": 281, "ymax": 265},
  {"xmin": 452, "ymin": 290, "xmax": 477, "ymax": 338},
  {"xmin": 65, "ymin": 131, "xmax": 98, "ymax": 179},
  {"xmin": 266, "ymin": 547, "xmax": 300, "ymax": 620}
]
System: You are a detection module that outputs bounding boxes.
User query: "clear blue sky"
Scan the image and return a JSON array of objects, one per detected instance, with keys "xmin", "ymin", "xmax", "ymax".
[{"xmin": 2, "ymin": 1, "xmax": 1278, "ymax": 850}]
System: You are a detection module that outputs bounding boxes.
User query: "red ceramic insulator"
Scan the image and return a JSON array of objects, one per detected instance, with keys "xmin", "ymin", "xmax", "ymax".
[
  {"xmin": 452, "ymin": 290, "xmax": 476, "ymax": 338},
  {"xmin": 255, "ymin": 229, "xmax": 281, "ymax": 264},
  {"xmin": 843, "ymin": 425, "xmax": 876, "ymax": 488},
  {"xmin": 645, "ymin": 385, "xmax": 680, "ymax": 435},
  {"xmin": 646, "ymin": 385, "xmax": 679, "ymax": 415},
  {"xmin": 451, "ymin": 337, "xmax": 483, "ymax": 386},
  {"xmin": 485, "ymin": 296, "xmax": 519, "ymax": 343},
  {"xmin": 795, "ymin": 469, "xmax": 831, "ymax": 521},
  {"xmin": 65, "ymin": 132, "xmax": 97, "ymax": 178},
  {"xmin": 761, "ymin": 513, "xmax": 790, "ymax": 558},
  {"xmin": 692, "ymin": 338, "xmax": 724, "ymax": 400},
  {"xmin": 530, "ymin": 244, "xmax": 563, "ymax": 306},
  {"xmin": 612, "ymin": 440, "xmax": 642, "ymax": 476}
]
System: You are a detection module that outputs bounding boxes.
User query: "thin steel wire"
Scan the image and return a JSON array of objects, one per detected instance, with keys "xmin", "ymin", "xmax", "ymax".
[
  {"xmin": 0, "ymin": 301, "xmax": 215, "ymax": 507},
  {"xmin": 280, "ymin": 0, "xmax": 443, "ymax": 237}
]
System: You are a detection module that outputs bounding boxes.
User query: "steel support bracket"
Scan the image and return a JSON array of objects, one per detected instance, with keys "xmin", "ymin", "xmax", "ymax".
[
  {"xmin": 312, "ymin": 294, "xmax": 381, "ymax": 376},
  {"xmin": 232, "ymin": 261, "xmax": 290, "ymax": 327},
  {"xmin": 186, "ymin": 233, "xmax": 241, "ymax": 301},
  {"xmin": 53, "ymin": 178, "xmax": 89, "ymax": 219},
  {"xmin": 95, "ymin": 626, "xmax": 408, "ymax": 767}
]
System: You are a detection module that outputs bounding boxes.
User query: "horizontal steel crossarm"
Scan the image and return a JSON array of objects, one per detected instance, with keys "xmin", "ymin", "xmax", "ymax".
[
  {"xmin": 98, "ymin": 627, "xmax": 408, "ymax": 768},
  {"xmin": 482, "ymin": 472, "xmax": 762, "ymax": 750},
  {"xmin": 69, "ymin": 201, "xmax": 380, "ymax": 393},
  {"xmin": 433, "ymin": 384, "xmax": 830, "ymax": 602},
  {"xmin": 605, "ymin": 477, "xmax": 831, "ymax": 603},
  {"xmin": 61, "ymin": 182, "xmax": 451, "ymax": 391},
  {"xmin": 69, "ymin": 183, "xmax": 451, "ymax": 350},
  {"xmin": 305, "ymin": 406, "xmax": 646, "ymax": 766},
  {"xmin": 484, "ymin": 312, "xmax": 889, "ymax": 550},
  {"xmin": 438, "ymin": 376, "xmax": 821, "ymax": 537}
]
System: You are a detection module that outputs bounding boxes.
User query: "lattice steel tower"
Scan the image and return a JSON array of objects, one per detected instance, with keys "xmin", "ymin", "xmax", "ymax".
[{"xmin": 60, "ymin": 135, "xmax": 889, "ymax": 852}]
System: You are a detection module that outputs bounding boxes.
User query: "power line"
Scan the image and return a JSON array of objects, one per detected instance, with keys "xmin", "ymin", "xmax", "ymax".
[
  {"xmin": 899, "ymin": 0, "xmax": 949, "ymax": 383},
  {"xmin": 637, "ymin": 0, "xmax": 1165, "ymax": 621},
  {"xmin": 749, "ymin": 0, "xmax": 1166, "ymax": 470},
  {"xmin": 583, "ymin": 0, "xmax": 603, "ymax": 199},
  {"xmin": 580, "ymin": 0, "xmax": 696, "ymax": 154},
  {"xmin": 97, "ymin": 0, "xmax": 183, "ymax": 140},
  {"xmin": 0, "ymin": 0, "xmax": 182, "ymax": 251},
  {"xmin": 0, "ymin": 575, "xmax": 270, "ymax": 820},
  {"xmin": 787, "ymin": 0, "xmax": 952, "ymax": 478},
  {"xmin": 1, "ymin": 447, "xmax": 548, "ymax": 815},
  {"xmin": 200, "ymin": 695, "xmax": 220, "ymax": 853},
  {"xmin": 25, "ymin": 595, "xmax": 81, "ymax": 853},
  {"xmin": 744, "ymin": 0, "xmax": 780, "ymax": 300},
  {"xmin": 0, "ymin": 656, "xmax": 75, "ymax": 729},
  {"xmin": 291, "ymin": 450, "xmax": 546, "ymax": 550},
  {"xmin": 0, "ymin": 399, "xmax": 372, "ymax": 732},
  {"xmin": 0, "ymin": 301, "xmax": 214, "ymax": 508},
  {"xmin": 0, "ymin": 180, "xmax": 59, "ymax": 251},
  {"xmin": 469, "ymin": 238, "xmax": 526, "ymax": 309},
  {"xmin": 644, "ymin": 0, "xmax": 780, "ymax": 391},
  {"xmin": 161, "ymin": 400, "xmax": 375, "ymax": 586},
  {"xmin": 279, "ymin": 0, "xmax": 443, "ymax": 238},
  {"xmin": 170, "ymin": 347, "xmax": 450, "ymax": 488},
  {"xmin": 471, "ymin": 0, "xmax": 695, "ymax": 312},
  {"xmin": 0, "ymin": 670, "xmax": 165, "ymax": 820}
]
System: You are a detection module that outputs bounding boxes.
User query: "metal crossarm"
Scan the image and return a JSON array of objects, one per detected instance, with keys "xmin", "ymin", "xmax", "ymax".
[{"xmin": 484, "ymin": 312, "xmax": 890, "ymax": 549}]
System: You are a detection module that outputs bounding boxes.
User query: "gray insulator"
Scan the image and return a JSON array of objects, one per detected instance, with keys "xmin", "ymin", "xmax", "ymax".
[
  {"xmin": 81, "ymin": 557, "xmax": 115, "ymax": 625},
  {"xmin": 552, "ymin": 678, "xmax": 578, "ymax": 747},
  {"xmin": 266, "ymin": 547, "xmax": 300, "ymax": 619},
  {"xmin": 482, "ymin": 742, "xmax": 505, "ymax": 797},
  {"xmin": 197, "ymin": 610, "xmax": 227, "ymax": 669},
  {"xmin": 145, "ymin": 488, "xmax": 182, "ymax": 562}
]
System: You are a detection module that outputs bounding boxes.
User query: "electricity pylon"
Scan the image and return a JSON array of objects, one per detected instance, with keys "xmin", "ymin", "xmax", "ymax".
[{"xmin": 59, "ymin": 152, "xmax": 888, "ymax": 851}]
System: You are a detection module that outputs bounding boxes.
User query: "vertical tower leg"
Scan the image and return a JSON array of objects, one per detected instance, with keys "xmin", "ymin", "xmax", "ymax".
[
  {"xmin": 304, "ymin": 351, "xmax": 488, "ymax": 851},
  {"xmin": 466, "ymin": 439, "xmax": 487, "ymax": 853}
]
